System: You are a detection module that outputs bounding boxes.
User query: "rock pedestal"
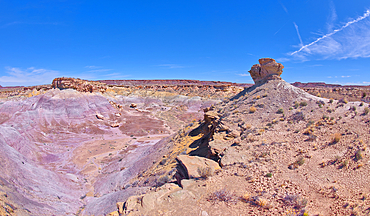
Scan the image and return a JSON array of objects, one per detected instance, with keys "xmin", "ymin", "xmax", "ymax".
[{"xmin": 249, "ymin": 58, "xmax": 284, "ymax": 85}]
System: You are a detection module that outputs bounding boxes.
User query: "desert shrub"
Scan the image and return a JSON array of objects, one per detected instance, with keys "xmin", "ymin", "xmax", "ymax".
[
  {"xmin": 364, "ymin": 107, "xmax": 369, "ymax": 115},
  {"xmin": 240, "ymin": 192, "xmax": 251, "ymax": 202},
  {"xmin": 296, "ymin": 157, "xmax": 305, "ymax": 166},
  {"xmin": 351, "ymin": 106, "xmax": 357, "ymax": 111},
  {"xmin": 360, "ymin": 102, "xmax": 364, "ymax": 106},
  {"xmin": 363, "ymin": 92, "xmax": 367, "ymax": 98},
  {"xmin": 289, "ymin": 157, "xmax": 305, "ymax": 169},
  {"xmin": 294, "ymin": 101, "xmax": 299, "ymax": 109},
  {"xmin": 333, "ymin": 133, "xmax": 341, "ymax": 143},
  {"xmin": 256, "ymin": 95, "xmax": 261, "ymax": 99},
  {"xmin": 303, "ymin": 127, "xmax": 314, "ymax": 135},
  {"xmin": 288, "ymin": 112, "xmax": 305, "ymax": 122},
  {"xmin": 263, "ymin": 93, "xmax": 268, "ymax": 97},
  {"xmin": 306, "ymin": 120, "xmax": 315, "ymax": 127},
  {"xmin": 355, "ymin": 150, "xmax": 363, "ymax": 161},
  {"xmin": 265, "ymin": 173, "xmax": 272, "ymax": 178},
  {"xmin": 197, "ymin": 167, "xmax": 213, "ymax": 179},
  {"xmin": 343, "ymin": 98, "xmax": 348, "ymax": 104},
  {"xmin": 249, "ymin": 106, "xmax": 257, "ymax": 113},
  {"xmin": 277, "ymin": 108, "xmax": 284, "ymax": 114},
  {"xmin": 255, "ymin": 197, "xmax": 268, "ymax": 208},
  {"xmin": 317, "ymin": 100, "xmax": 325, "ymax": 106},
  {"xmin": 339, "ymin": 160, "xmax": 349, "ymax": 169},
  {"xmin": 317, "ymin": 93, "xmax": 321, "ymax": 97},
  {"xmin": 300, "ymin": 101, "xmax": 308, "ymax": 107},
  {"xmin": 289, "ymin": 107, "xmax": 293, "ymax": 110},
  {"xmin": 207, "ymin": 189, "xmax": 236, "ymax": 204},
  {"xmin": 284, "ymin": 194, "xmax": 308, "ymax": 210},
  {"xmin": 306, "ymin": 134, "xmax": 317, "ymax": 141},
  {"xmin": 329, "ymin": 98, "xmax": 334, "ymax": 103}
]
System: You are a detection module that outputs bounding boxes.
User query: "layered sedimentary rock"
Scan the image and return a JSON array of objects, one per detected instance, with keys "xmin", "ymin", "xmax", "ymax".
[
  {"xmin": 249, "ymin": 58, "xmax": 284, "ymax": 84},
  {"xmin": 52, "ymin": 77, "xmax": 107, "ymax": 93}
]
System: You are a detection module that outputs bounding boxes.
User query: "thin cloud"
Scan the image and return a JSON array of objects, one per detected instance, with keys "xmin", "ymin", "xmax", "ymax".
[
  {"xmin": 0, "ymin": 67, "xmax": 59, "ymax": 86},
  {"xmin": 275, "ymin": 57, "xmax": 291, "ymax": 62},
  {"xmin": 290, "ymin": 9, "xmax": 370, "ymax": 56},
  {"xmin": 85, "ymin": 65, "xmax": 101, "ymax": 69},
  {"xmin": 341, "ymin": 75, "xmax": 351, "ymax": 78},
  {"xmin": 278, "ymin": 1, "xmax": 289, "ymax": 15},
  {"xmin": 327, "ymin": 0, "xmax": 337, "ymax": 32},
  {"xmin": 293, "ymin": 22, "xmax": 303, "ymax": 47},
  {"xmin": 87, "ymin": 69, "xmax": 112, "ymax": 73},
  {"xmin": 0, "ymin": 21, "xmax": 61, "ymax": 28},
  {"xmin": 238, "ymin": 73, "xmax": 250, "ymax": 77},
  {"xmin": 157, "ymin": 64, "xmax": 185, "ymax": 69},
  {"xmin": 274, "ymin": 22, "xmax": 288, "ymax": 36},
  {"xmin": 101, "ymin": 73, "xmax": 131, "ymax": 79}
]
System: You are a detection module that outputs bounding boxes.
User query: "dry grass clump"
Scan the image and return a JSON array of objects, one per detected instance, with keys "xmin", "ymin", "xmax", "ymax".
[
  {"xmin": 249, "ymin": 106, "xmax": 257, "ymax": 113},
  {"xmin": 339, "ymin": 160, "xmax": 349, "ymax": 169},
  {"xmin": 288, "ymin": 112, "xmax": 305, "ymax": 123},
  {"xmin": 265, "ymin": 173, "xmax": 272, "ymax": 178},
  {"xmin": 355, "ymin": 150, "xmax": 363, "ymax": 161},
  {"xmin": 283, "ymin": 194, "xmax": 308, "ymax": 210},
  {"xmin": 300, "ymin": 101, "xmax": 308, "ymax": 107},
  {"xmin": 364, "ymin": 107, "xmax": 369, "ymax": 115},
  {"xmin": 289, "ymin": 157, "xmax": 305, "ymax": 169},
  {"xmin": 207, "ymin": 189, "xmax": 236, "ymax": 204},
  {"xmin": 294, "ymin": 101, "xmax": 299, "ymax": 109},
  {"xmin": 333, "ymin": 133, "xmax": 341, "ymax": 143},
  {"xmin": 277, "ymin": 108, "xmax": 284, "ymax": 114},
  {"xmin": 255, "ymin": 197, "xmax": 268, "ymax": 208},
  {"xmin": 197, "ymin": 167, "xmax": 213, "ymax": 179}
]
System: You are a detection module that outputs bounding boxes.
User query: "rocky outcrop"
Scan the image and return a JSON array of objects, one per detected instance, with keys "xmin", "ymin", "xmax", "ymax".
[
  {"xmin": 175, "ymin": 155, "xmax": 220, "ymax": 183},
  {"xmin": 52, "ymin": 77, "xmax": 107, "ymax": 93},
  {"xmin": 249, "ymin": 58, "xmax": 283, "ymax": 85}
]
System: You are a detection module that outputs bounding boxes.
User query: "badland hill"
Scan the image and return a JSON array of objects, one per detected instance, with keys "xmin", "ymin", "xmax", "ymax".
[{"xmin": 0, "ymin": 59, "xmax": 369, "ymax": 215}]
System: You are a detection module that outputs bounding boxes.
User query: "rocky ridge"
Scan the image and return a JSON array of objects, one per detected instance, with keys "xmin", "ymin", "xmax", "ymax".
[{"xmin": 118, "ymin": 59, "xmax": 370, "ymax": 216}]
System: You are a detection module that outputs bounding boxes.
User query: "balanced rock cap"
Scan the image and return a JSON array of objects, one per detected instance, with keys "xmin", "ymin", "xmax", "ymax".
[{"xmin": 248, "ymin": 58, "xmax": 284, "ymax": 85}]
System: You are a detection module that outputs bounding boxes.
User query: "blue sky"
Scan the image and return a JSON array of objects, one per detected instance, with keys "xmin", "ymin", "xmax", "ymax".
[{"xmin": 0, "ymin": 0, "xmax": 369, "ymax": 86}]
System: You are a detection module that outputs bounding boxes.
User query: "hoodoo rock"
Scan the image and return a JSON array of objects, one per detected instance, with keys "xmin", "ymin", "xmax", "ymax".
[{"xmin": 249, "ymin": 58, "xmax": 284, "ymax": 85}]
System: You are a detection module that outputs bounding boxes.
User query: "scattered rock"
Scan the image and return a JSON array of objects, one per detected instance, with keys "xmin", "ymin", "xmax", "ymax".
[
  {"xmin": 96, "ymin": 113, "xmax": 104, "ymax": 120},
  {"xmin": 110, "ymin": 122, "xmax": 119, "ymax": 128},
  {"xmin": 130, "ymin": 103, "xmax": 137, "ymax": 108}
]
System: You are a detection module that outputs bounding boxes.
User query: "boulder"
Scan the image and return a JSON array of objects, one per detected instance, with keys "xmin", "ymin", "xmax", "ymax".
[
  {"xmin": 249, "ymin": 58, "xmax": 283, "ymax": 85},
  {"xmin": 96, "ymin": 113, "xmax": 104, "ymax": 120},
  {"xmin": 110, "ymin": 122, "xmax": 119, "ymax": 128},
  {"xmin": 204, "ymin": 111, "xmax": 219, "ymax": 124},
  {"xmin": 130, "ymin": 103, "xmax": 137, "ymax": 108},
  {"xmin": 176, "ymin": 155, "xmax": 220, "ymax": 182},
  {"xmin": 208, "ymin": 139, "xmax": 228, "ymax": 156},
  {"xmin": 220, "ymin": 148, "xmax": 251, "ymax": 167}
]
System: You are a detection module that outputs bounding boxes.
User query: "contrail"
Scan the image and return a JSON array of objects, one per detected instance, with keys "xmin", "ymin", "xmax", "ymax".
[
  {"xmin": 293, "ymin": 22, "xmax": 303, "ymax": 46},
  {"xmin": 291, "ymin": 9, "xmax": 370, "ymax": 55}
]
